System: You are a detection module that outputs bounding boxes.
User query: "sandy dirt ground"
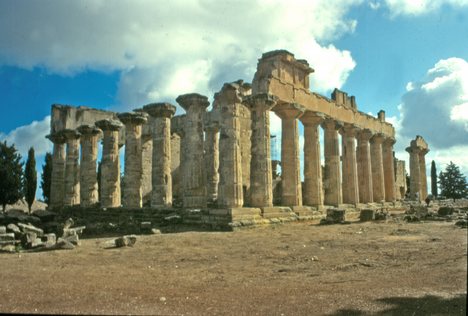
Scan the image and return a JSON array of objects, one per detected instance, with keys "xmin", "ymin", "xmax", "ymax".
[{"xmin": 0, "ymin": 218, "xmax": 466, "ymax": 315}]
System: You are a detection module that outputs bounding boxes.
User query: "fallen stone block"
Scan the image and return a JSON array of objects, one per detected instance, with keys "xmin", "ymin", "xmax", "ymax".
[
  {"xmin": 360, "ymin": 209, "xmax": 375, "ymax": 222},
  {"xmin": 0, "ymin": 226, "xmax": 6, "ymax": 234},
  {"xmin": 55, "ymin": 238, "xmax": 75, "ymax": 250},
  {"xmin": 64, "ymin": 234, "xmax": 81, "ymax": 246},
  {"xmin": 62, "ymin": 226, "xmax": 86, "ymax": 238},
  {"xmin": 438, "ymin": 207, "xmax": 454, "ymax": 216},
  {"xmin": 63, "ymin": 218, "xmax": 74, "ymax": 229},
  {"xmin": 326, "ymin": 209, "xmax": 346, "ymax": 223},
  {"xmin": 33, "ymin": 210, "xmax": 56, "ymax": 222},
  {"xmin": 41, "ymin": 233, "xmax": 56, "ymax": 244},
  {"xmin": 7, "ymin": 223, "xmax": 21, "ymax": 235},
  {"xmin": 0, "ymin": 244, "xmax": 16, "ymax": 253},
  {"xmin": 114, "ymin": 235, "xmax": 137, "ymax": 247},
  {"xmin": 151, "ymin": 228, "xmax": 161, "ymax": 235},
  {"xmin": 455, "ymin": 219, "xmax": 467, "ymax": 228},
  {"xmin": 0, "ymin": 233, "xmax": 16, "ymax": 241},
  {"xmin": 18, "ymin": 223, "xmax": 43, "ymax": 237}
]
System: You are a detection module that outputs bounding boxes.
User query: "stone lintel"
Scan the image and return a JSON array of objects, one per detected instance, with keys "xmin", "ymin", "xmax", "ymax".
[
  {"xmin": 176, "ymin": 93, "xmax": 210, "ymax": 112},
  {"xmin": 142, "ymin": 103, "xmax": 176, "ymax": 118},
  {"xmin": 62, "ymin": 129, "xmax": 81, "ymax": 140},
  {"xmin": 274, "ymin": 102, "xmax": 305, "ymax": 119},
  {"xmin": 46, "ymin": 131, "xmax": 66, "ymax": 144},
  {"xmin": 117, "ymin": 112, "xmax": 148, "ymax": 125},
  {"xmin": 300, "ymin": 111, "xmax": 325, "ymax": 126},
  {"xmin": 77, "ymin": 124, "xmax": 102, "ymax": 136},
  {"xmin": 95, "ymin": 119, "xmax": 123, "ymax": 131},
  {"xmin": 321, "ymin": 118, "xmax": 344, "ymax": 131}
]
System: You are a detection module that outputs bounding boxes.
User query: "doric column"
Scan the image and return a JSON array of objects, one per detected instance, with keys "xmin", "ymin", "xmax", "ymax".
[
  {"xmin": 118, "ymin": 112, "xmax": 148, "ymax": 208},
  {"xmin": 77, "ymin": 125, "xmax": 101, "ymax": 207},
  {"xmin": 356, "ymin": 129, "xmax": 374, "ymax": 203},
  {"xmin": 246, "ymin": 93, "xmax": 277, "ymax": 208},
  {"xmin": 322, "ymin": 119, "xmax": 343, "ymax": 206},
  {"xmin": 141, "ymin": 134, "xmax": 153, "ymax": 205},
  {"xmin": 176, "ymin": 93, "xmax": 209, "ymax": 208},
  {"xmin": 216, "ymin": 83, "xmax": 244, "ymax": 208},
  {"xmin": 62, "ymin": 129, "xmax": 81, "ymax": 206},
  {"xmin": 370, "ymin": 133, "xmax": 385, "ymax": 203},
  {"xmin": 204, "ymin": 123, "xmax": 220, "ymax": 204},
  {"xmin": 340, "ymin": 123, "xmax": 359, "ymax": 205},
  {"xmin": 95, "ymin": 119, "xmax": 123, "ymax": 208},
  {"xmin": 46, "ymin": 132, "xmax": 66, "ymax": 209},
  {"xmin": 274, "ymin": 103, "xmax": 305, "ymax": 206},
  {"xmin": 300, "ymin": 111, "xmax": 325, "ymax": 207},
  {"xmin": 383, "ymin": 137, "xmax": 396, "ymax": 202},
  {"xmin": 406, "ymin": 146, "xmax": 421, "ymax": 201},
  {"xmin": 419, "ymin": 148, "xmax": 429, "ymax": 200},
  {"xmin": 143, "ymin": 103, "xmax": 176, "ymax": 208}
]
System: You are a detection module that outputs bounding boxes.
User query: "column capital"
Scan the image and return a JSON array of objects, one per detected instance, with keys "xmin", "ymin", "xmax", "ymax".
[
  {"xmin": 419, "ymin": 147, "xmax": 430, "ymax": 155},
  {"xmin": 406, "ymin": 145, "xmax": 421, "ymax": 154},
  {"xmin": 95, "ymin": 119, "xmax": 123, "ymax": 131},
  {"xmin": 46, "ymin": 131, "xmax": 66, "ymax": 144},
  {"xmin": 214, "ymin": 82, "xmax": 243, "ymax": 104},
  {"xmin": 383, "ymin": 136, "xmax": 396, "ymax": 146},
  {"xmin": 370, "ymin": 133, "xmax": 385, "ymax": 144},
  {"xmin": 77, "ymin": 124, "xmax": 102, "ymax": 136},
  {"xmin": 321, "ymin": 118, "xmax": 343, "ymax": 131},
  {"xmin": 340, "ymin": 123, "xmax": 360, "ymax": 137},
  {"xmin": 142, "ymin": 103, "xmax": 176, "ymax": 118},
  {"xmin": 300, "ymin": 111, "xmax": 325, "ymax": 126},
  {"xmin": 244, "ymin": 93, "xmax": 278, "ymax": 111},
  {"xmin": 176, "ymin": 93, "xmax": 209, "ymax": 112},
  {"xmin": 62, "ymin": 129, "xmax": 81, "ymax": 140},
  {"xmin": 274, "ymin": 102, "xmax": 305, "ymax": 120},
  {"xmin": 118, "ymin": 112, "xmax": 148, "ymax": 125},
  {"xmin": 357, "ymin": 128, "xmax": 373, "ymax": 141}
]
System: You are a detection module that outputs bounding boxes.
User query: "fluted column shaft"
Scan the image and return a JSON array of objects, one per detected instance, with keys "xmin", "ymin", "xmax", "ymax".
[
  {"xmin": 419, "ymin": 149, "xmax": 428, "ymax": 200},
  {"xmin": 63, "ymin": 129, "xmax": 81, "ymax": 206},
  {"xmin": 383, "ymin": 138, "xmax": 396, "ymax": 202},
  {"xmin": 47, "ymin": 132, "xmax": 66, "ymax": 209},
  {"xmin": 77, "ymin": 125, "xmax": 101, "ymax": 207},
  {"xmin": 247, "ymin": 94, "xmax": 277, "ymax": 208},
  {"xmin": 217, "ymin": 84, "xmax": 244, "ymax": 208},
  {"xmin": 141, "ymin": 134, "xmax": 153, "ymax": 205},
  {"xmin": 322, "ymin": 119, "xmax": 343, "ymax": 206},
  {"xmin": 118, "ymin": 112, "xmax": 147, "ymax": 208},
  {"xmin": 96, "ymin": 119, "xmax": 123, "ymax": 208},
  {"xmin": 300, "ymin": 112, "xmax": 324, "ymax": 207},
  {"xmin": 205, "ymin": 125, "xmax": 220, "ymax": 203},
  {"xmin": 176, "ymin": 94, "xmax": 209, "ymax": 208},
  {"xmin": 143, "ymin": 103, "xmax": 176, "ymax": 208},
  {"xmin": 406, "ymin": 147, "xmax": 421, "ymax": 201},
  {"xmin": 275, "ymin": 103, "xmax": 305, "ymax": 206},
  {"xmin": 341, "ymin": 124, "xmax": 359, "ymax": 205},
  {"xmin": 370, "ymin": 134, "xmax": 385, "ymax": 202},
  {"xmin": 356, "ymin": 129, "xmax": 374, "ymax": 203}
]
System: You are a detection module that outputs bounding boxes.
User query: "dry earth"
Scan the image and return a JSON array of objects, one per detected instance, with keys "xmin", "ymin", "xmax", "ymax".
[{"xmin": 0, "ymin": 218, "xmax": 466, "ymax": 315}]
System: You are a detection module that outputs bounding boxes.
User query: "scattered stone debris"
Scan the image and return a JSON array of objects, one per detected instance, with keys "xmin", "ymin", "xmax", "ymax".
[
  {"xmin": 360, "ymin": 209, "xmax": 375, "ymax": 222},
  {"xmin": 375, "ymin": 209, "xmax": 389, "ymax": 220},
  {"xmin": 114, "ymin": 235, "xmax": 137, "ymax": 247},
  {"xmin": 404, "ymin": 214, "xmax": 421, "ymax": 222},
  {"xmin": 320, "ymin": 209, "xmax": 350, "ymax": 225},
  {"xmin": 437, "ymin": 206, "xmax": 454, "ymax": 216},
  {"xmin": 455, "ymin": 219, "xmax": 467, "ymax": 228}
]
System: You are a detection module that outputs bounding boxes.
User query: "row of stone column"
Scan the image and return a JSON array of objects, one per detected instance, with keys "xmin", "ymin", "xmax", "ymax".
[{"xmin": 406, "ymin": 145, "xmax": 429, "ymax": 201}]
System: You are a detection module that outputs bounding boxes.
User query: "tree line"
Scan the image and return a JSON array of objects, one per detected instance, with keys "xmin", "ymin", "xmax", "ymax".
[{"xmin": 0, "ymin": 140, "xmax": 467, "ymax": 213}]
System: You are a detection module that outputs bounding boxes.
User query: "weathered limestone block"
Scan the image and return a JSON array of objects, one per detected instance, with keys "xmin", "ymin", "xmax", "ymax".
[
  {"xmin": 170, "ymin": 133, "xmax": 182, "ymax": 203},
  {"xmin": 118, "ymin": 112, "xmax": 148, "ymax": 208},
  {"xmin": 141, "ymin": 133, "xmax": 153, "ymax": 206},
  {"xmin": 370, "ymin": 133, "xmax": 385, "ymax": 203},
  {"xmin": 356, "ymin": 129, "xmax": 374, "ymax": 203},
  {"xmin": 419, "ymin": 148, "xmax": 429, "ymax": 200},
  {"xmin": 143, "ymin": 103, "xmax": 176, "ymax": 208},
  {"xmin": 95, "ymin": 119, "xmax": 123, "ymax": 208},
  {"xmin": 245, "ymin": 93, "xmax": 277, "ymax": 208},
  {"xmin": 383, "ymin": 137, "xmax": 396, "ymax": 202},
  {"xmin": 204, "ymin": 122, "xmax": 220, "ymax": 204},
  {"xmin": 300, "ymin": 111, "xmax": 325, "ymax": 207},
  {"xmin": 176, "ymin": 93, "xmax": 209, "ymax": 208},
  {"xmin": 340, "ymin": 123, "xmax": 359, "ymax": 205},
  {"xmin": 406, "ymin": 136, "xmax": 429, "ymax": 201},
  {"xmin": 62, "ymin": 129, "xmax": 81, "ymax": 206},
  {"xmin": 216, "ymin": 82, "xmax": 244, "ymax": 208},
  {"xmin": 360, "ymin": 209, "xmax": 375, "ymax": 221},
  {"xmin": 46, "ymin": 132, "xmax": 66, "ymax": 208},
  {"xmin": 275, "ymin": 103, "xmax": 305, "ymax": 206},
  {"xmin": 322, "ymin": 119, "xmax": 343, "ymax": 206},
  {"xmin": 77, "ymin": 125, "xmax": 101, "ymax": 207}
]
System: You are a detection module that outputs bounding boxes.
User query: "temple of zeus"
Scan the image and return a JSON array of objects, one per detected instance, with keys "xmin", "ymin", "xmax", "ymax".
[{"xmin": 46, "ymin": 50, "xmax": 429, "ymax": 219}]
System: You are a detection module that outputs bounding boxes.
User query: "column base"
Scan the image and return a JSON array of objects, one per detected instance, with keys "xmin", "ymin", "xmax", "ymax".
[{"xmin": 291, "ymin": 206, "xmax": 324, "ymax": 220}]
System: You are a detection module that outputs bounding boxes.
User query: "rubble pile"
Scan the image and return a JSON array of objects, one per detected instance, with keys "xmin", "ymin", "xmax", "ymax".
[{"xmin": 404, "ymin": 205, "xmax": 468, "ymax": 226}]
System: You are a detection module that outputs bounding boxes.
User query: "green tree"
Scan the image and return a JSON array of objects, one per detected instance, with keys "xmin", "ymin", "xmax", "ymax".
[
  {"xmin": 0, "ymin": 141, "xmax": 24, "ymax": 212},
  {"xmin": 438, "ymin": 161, "xmax": 468, "ymax": 200},
  {"xmin": 24, "ymin": 147, "xmax": 37, "ymax": 213},
  {"xmin": 41, "ymin": 152, "xmax": 53, "ymax": 204},
  {"xmin": 431, "ymin": 160, "xmax": 438, "ymax": 197}
]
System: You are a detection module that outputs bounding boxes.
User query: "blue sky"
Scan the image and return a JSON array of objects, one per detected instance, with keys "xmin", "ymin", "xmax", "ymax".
[{"xmin": 0, "ymin": 0, "xmax": 467, "ymax": 200}]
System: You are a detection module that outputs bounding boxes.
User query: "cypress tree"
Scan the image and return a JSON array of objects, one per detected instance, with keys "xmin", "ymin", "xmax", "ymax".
[
  {"xmin": 41, "ymin": 152, "xmax": 53, "ymax": 204},
  {"xmin": 431, "ymin": 160, "xmax": 438, "ymax": 197},
  {"xmin": 0, "ymin": 141, "xmax": 24, "ymax": 212},
  {"xmin": 24, "ymin": 147, "xmax": 37, "ymax": 213}
]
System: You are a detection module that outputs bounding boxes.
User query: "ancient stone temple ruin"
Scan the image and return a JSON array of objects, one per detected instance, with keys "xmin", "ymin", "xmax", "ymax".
[{"xmin": 46, "ymin": 50, "xmax": 429, "ymax": 227}]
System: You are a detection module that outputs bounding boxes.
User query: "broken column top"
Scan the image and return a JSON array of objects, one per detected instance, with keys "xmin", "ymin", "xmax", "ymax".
[
  {"xmin": 176, "ymin": 93, "xmax": 210, "ymax": 112},
  {"xmin": 407, "ymin": 135, "xmax": 429, "ymax": 153},
  {"xmin": 77, "ymin": 124, "xmax": 102, "ymax": 136},
  {"xmin": 95, "ymin": 119, "xmax": 123, "ymax": 131},
  {"xmin": 62, "ymin": 129, "xmax": 81, "ymax": 139},
  {"xmin": 46, "ymin": 131, "xmax": 67, "ymax": 144},
  {"xmin": 117, "ymin": 112, "xmax": 148, "ymax": 125},
  {"xmin": 142, "ymin": 102, "xmax": 177, "ymax": 118}
]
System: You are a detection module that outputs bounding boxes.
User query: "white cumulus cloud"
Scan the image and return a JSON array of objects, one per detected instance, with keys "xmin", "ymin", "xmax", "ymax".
[{"xmin": 383, "ymin": 0, "xmax": 468, "ymax": 17}]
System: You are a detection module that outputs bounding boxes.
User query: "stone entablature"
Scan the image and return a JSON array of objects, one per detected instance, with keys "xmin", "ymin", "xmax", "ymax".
[{"xmin": 47, "ymin": 49, "xmax": 418, "ymax": 215}]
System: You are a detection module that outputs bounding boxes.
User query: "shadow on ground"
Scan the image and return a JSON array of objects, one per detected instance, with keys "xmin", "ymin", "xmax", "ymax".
[{"xmin": 330, "ymin": 294, "xmax": 467, "ymax": 315}]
